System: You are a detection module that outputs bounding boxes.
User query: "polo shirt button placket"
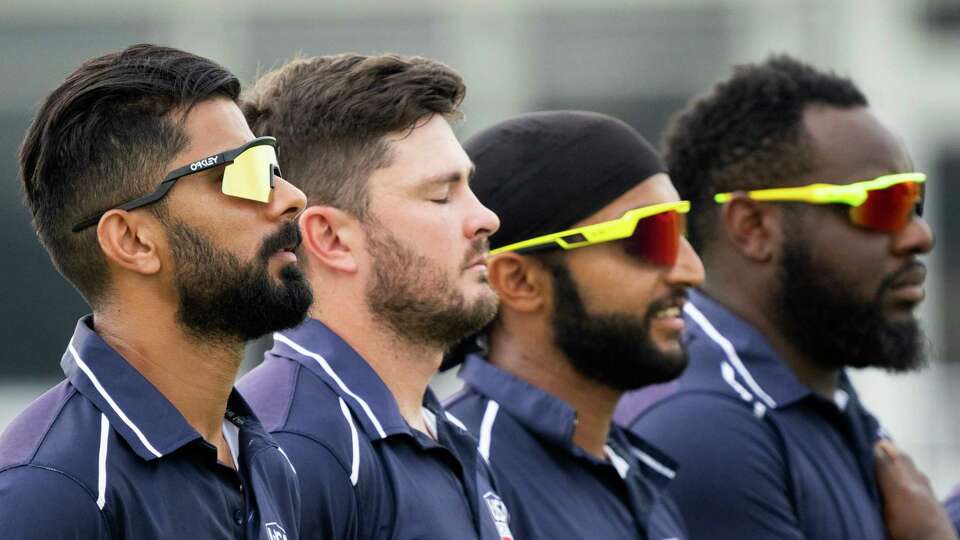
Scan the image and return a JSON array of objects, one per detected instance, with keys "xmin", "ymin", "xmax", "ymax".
[{"xmin": 233, "ymin": 508, "xmax": 244, "ymax": 526}]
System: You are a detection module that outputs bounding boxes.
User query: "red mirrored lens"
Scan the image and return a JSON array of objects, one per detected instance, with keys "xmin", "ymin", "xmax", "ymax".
[
  {"xmin": 849, "ymin": 181, "xmax": 921, "ymax": 232},
  {"xmin": 621, "ymin": 211, "xmax": 684, "ymax": 267}
]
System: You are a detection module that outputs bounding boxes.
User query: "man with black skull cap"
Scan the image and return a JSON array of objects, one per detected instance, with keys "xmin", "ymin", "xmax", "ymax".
[{"xmin": 445, "ymin": 110, "xmax": 702, "ymax": 539}]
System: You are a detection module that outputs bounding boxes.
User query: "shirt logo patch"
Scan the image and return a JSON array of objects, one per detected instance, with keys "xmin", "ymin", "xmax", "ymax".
[
  {"xmin": 265, "ymin": 522, "xmax": 288, "ymax": 540},
  {"xmin": 483, "ymin": 491, "xmax": 514, "ymax": 540}
]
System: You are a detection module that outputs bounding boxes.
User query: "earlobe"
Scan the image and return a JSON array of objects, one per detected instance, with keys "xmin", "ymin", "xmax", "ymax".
[
  {"xmin": 721, "ymin": 197, "xmax": 777, "ymax": 263},
  {"xmin": 487, "ymin": 254, "xmax": 546, "ymax": 313},
  {"xmin": 300, "ymin": 206, "xmax": 358, "ymax": 273},
  {"xmin": 96, "ymin": 210, "xmax": 162, "ymax": 275}
]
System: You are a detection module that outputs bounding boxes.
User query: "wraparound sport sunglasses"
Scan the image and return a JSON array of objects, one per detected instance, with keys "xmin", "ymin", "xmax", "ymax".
[
  {"xmin": 490, "ymin": 201, "xmax": 690, "ymax": 267},
  {"xmin": 714, "ymin": 172, "xmax": 926, "ymax": 232},
  {"xmin": 72, "ymin": 136, "xmax": 281, "ymax": 232}
]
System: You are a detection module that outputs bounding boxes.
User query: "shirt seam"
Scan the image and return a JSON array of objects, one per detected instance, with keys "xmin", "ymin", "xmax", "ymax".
[{"xmin": 0, "ymin": 463, "xmax": 111, "ymax": 530}]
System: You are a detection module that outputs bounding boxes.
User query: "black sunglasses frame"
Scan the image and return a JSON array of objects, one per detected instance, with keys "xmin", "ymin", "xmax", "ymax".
[{"xmin": 72, "ymin": 136, "xmax": 279, "ymax": 232}]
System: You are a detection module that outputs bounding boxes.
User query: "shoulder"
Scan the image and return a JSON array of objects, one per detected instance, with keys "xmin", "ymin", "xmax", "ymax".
[
  {"xmin": 631, "ymin": 391, "xmax": 782, "ymax": 457},
  {"xmin": 0, "ymin": 381, "xmax": 106, "ymax": 493},
  {"xmin": 0, "ymin": 464, "xmax": 108, "ymax": 536}
]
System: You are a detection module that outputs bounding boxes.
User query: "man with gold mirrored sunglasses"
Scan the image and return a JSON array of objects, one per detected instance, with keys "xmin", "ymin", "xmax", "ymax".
[
  {"xmin": 616, "ymin": 54, "xmax": 953, "ymax": 540},
  {"xmin": 0, "ymin": 44, "xmax": 311, "ymax": 539}
]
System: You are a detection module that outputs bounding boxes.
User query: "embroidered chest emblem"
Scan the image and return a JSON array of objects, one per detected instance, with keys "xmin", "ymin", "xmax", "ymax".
[{"xmin": 483, "ymin": 491, "xmax": 514, "ymax": 540}]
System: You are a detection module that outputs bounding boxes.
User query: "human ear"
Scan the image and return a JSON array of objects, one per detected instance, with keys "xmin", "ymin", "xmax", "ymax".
[
  {"xmin": 96, "ymin": 210, "xmax": 162, "ymax": 275},
  {"xmin": 299, "ymin": 206, "xmax": 359, "ymax": 274},
  {"xmin": 487, "ymin": 253, "xmax": 550, "ymax": 313},
  {"xmin": 720, "ymin": 196, "xmax": 780, "ymax": 263}
]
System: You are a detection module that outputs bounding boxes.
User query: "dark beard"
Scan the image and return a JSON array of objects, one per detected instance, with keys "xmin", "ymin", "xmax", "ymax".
[
  {"xmin": 363, "ymin": 220, "xmax": 498, "ymax": 349},
  {"xmin": 774, "ymin": 229, "xmax": 926, "ymax": 372},
  {"xmin": 167, "ymin": 218, "xmax": 313, "ymax": 343},
  {"xmin": 546, "ymin": 258, "xmax": 688, "ymax": 391}
]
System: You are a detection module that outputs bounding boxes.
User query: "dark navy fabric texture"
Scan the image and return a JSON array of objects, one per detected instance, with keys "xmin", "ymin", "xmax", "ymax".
[
  {"xmin": 946, "ymin": 486, "xmax": 960, "ymax": 535},
  {"xmin": 0, "ymin": 316, "xmax": 301, "ymax": 540},
  {"xmin": 618, "ymin": 289, "xmax": 888, "ymax": 540},
  {"xmin": 446, "ymin": 355, "xmax": 687, "ymax": 540},
  {"xmin": 237, "ymin": 318, "xmax": 515, "ymax": 540}
]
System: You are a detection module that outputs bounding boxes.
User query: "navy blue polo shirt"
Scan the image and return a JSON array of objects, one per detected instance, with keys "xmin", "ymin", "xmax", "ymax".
[
  {"xmin": 616, "ymin": 289, "xmax": 888, "ymax": 540},
  {"xmin": 0, "ymin": 316, "xmax": 300, "ymax": 539},
  {"xmin": 446, "ymin": 355, "xmax": 687, "ymax": 540},
  {"xmin": 237, "ymin": 318, "xmax": 515, "ymax": 540}
]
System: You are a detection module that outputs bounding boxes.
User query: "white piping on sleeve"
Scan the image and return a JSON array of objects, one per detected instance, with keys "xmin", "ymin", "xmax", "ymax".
[
  {"xmin": 478, "ymin": 400, "xmax": 500, "ymax": 463},
  {"xmin": 683, "ymin": 303, "xmax": 778, "ymax": 409},
  {"xmin": 96, "ymin": 413, "xmax": 109, "ymax": 510},
  {"xmin": 274, "ymin": 333, "xmax": 387, "ymax": 438},
  {"xmin": 69, "ymin": 343, "xmax": 163, "ymax": 458},
  {"xmin": 338, "ymin": 397, "xmax": 360, "ymax": 486}
]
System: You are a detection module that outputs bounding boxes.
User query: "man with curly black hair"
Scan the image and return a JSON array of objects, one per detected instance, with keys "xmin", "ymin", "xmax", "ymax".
[{"xmin": 616, "ymin": 55, "xmax": 954, "ymax": 539}]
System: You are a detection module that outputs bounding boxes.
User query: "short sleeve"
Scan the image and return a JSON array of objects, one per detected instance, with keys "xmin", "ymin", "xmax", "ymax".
[
  {"xmin": 630, "ymin": 393, "xmax": 805, "ymax": 540},
  {"xmin": 0, "ymin": 465, "xmax": 109, "ymax": 539},
  {"xmin": 272, "ymin": 432, "xmax": 359, "ymax": 540}
]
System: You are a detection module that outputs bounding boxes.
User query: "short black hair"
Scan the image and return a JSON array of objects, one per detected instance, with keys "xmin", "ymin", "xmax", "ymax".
[
  {"xmin": 661, "ymin": 54, "xmax": 867, "ymax": 252},
  {"xmin": 19, "ymin": 43, "xmax": 240, "ymax": 306}
]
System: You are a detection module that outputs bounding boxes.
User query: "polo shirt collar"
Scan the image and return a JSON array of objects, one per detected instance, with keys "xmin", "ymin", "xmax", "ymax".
[
  {"xmin": 459, "ymin": 354, "xmax": 575, "ymax": 447},
  {"xmin": 62, "ymin": 316, "xmax": 205, "ymax": 461},
  {"xmin": 459, "ymin": 355, "xmax": 678, "ymax": 488},
  {"xmin": 269, "ymin": 318, "xmax": 415, "ymax": 440},
  {"xmin": 686, "ymin": 289, "xmax": 860, "ymax": 411}
]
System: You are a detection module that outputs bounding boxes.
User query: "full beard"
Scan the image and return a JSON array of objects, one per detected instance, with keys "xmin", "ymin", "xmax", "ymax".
[
  {"xmin": 774, "ymin": 229, "xmax": 926, "ymax": 372},
  {"xmin": 167, "ymin": 218, "xmax": 313, "ymax": 344},
  {"xmin": 363, "ymin": 220, "xmax": 498, "ymax": 350},
  {"xmin": 545, "ymin": 257, "xmax": 688, "ymax": 392}
]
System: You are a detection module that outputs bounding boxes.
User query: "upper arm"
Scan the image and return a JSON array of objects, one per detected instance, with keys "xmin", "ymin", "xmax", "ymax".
[
  {"xmin": 630, "ymin": 394, "xmax": 804, "ymax": 540},
  {"xmin": 0, "ymin": 465, "xmax": 108, "ymax": 539},
  {"xmin": 272, "ymin": 432, "xmax": 359, "ymax": 540}
]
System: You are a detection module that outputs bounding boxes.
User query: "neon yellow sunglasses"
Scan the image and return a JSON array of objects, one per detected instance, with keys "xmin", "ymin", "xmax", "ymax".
[
  {"xmin": 714, "ymin": 173, "xmax": 926, "ymax": 232},
  {"xmin": 490, "ymin": 201, "xmax": 690, "ymax": 267}
]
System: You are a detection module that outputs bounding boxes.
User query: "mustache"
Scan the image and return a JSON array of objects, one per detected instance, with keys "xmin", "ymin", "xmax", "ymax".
[
  {"xmin": 258, "ymin": 220, "xmax": 302, "ymax": 262},
  {"xmin": 646, "ymin": 288, "xmax": 689, "ymax": 317},
  {"xmin": 462, "ymin": 238, "xmax": 490, "ymax": 267},
  {"xmin": 879, "ymin": 260, "xmax": 927, "ymax": 294}
]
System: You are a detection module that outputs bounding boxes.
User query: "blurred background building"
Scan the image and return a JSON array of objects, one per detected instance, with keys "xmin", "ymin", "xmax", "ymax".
[{"xmin": 1, "ymin": 0, "xmax": 958, "ymax": 494}]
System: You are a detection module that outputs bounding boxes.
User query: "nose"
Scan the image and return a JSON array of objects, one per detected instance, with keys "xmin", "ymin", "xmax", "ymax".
[
  {"xmin": 464, "ymin": 188, "xmax": 500, "ymax": 241},
  {"xmin": 666, "ymin": 237, "xmax": 706, "ymax": 288},
  {"xmin": 891, "ymin": 215, "xmax": 935, "ymax": 257},
  {"xmin": 270, "ymin": 175, "xmax": 307, "ymax": 220}
]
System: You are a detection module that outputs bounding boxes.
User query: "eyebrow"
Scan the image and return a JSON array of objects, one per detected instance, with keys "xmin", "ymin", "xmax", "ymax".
[{"xmin": 420, "ymin": 164, "xmax": 476, "ymax": 187}]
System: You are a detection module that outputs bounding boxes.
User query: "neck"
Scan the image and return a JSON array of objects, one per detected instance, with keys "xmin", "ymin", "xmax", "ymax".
[
  {"xmin": 309, "ymin": 304, "xmax": 439, "ymax": 434},
  {"xmin": 701, "ymin": 271, "xmax": 840, "ymax": 399},
  {"xmin": 93, "ymin": 300, "xmax": 242, "ymax": 444},
  {"xmin": 489, "ymin": 324, "xmax": 618, "ymax": 459}
]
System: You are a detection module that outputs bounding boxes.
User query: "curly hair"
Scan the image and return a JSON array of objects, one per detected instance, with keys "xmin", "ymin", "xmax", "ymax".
[
  {"xmin": 242, "ymin": 53, "xmax": 465, "ymax": 219},
  {"xmin": 661, "ymin": 54, "xmax": 867, "ymax": 252}
]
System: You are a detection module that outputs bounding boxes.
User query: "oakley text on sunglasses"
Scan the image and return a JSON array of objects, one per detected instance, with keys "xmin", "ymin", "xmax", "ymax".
[{"xmin": 72, "ymin": 136, "xmax": 281, "ymax": 232}]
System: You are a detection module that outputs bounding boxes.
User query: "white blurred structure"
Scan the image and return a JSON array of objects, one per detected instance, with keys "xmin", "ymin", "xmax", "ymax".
[{"xmin": 1, "ymin": 0, "xmax": 958, "ymax": 495}]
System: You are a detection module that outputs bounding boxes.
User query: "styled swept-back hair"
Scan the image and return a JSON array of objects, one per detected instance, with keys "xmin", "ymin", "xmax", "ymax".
[
  {"xmin": 19, "ymin": 43, "xmax": 240, "ymax": 306},
  {"xmin": 242, "ymin": 53, "xmax": 466, "ymax": 218}
]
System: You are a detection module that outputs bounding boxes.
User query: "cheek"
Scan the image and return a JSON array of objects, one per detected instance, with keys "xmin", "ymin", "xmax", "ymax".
[{"xmin": 567, "ymin": 248, "xmax": 663, "ymax": 315}]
